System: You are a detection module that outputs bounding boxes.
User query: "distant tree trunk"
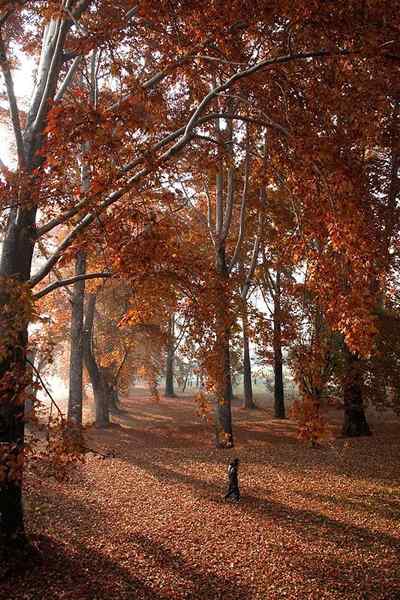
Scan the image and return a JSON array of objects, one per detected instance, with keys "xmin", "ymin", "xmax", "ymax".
[
  {"xmin": 342, "ymin": 347, "xmax": 371, "ymax": 437},
  {"xmin": 83, "ymin": 294, "xmax": 110, "ymax": 428},
  {"xmin": 67, "ymin": 251, "xmax": 86, "ymax": 426},
  {"xmin": 101, "ymin": 370, "xmax": 120, "ymax": 413},
  {"xmin": 273, "ymin": 270, "xmax": 285, "ymax": 419},
  {"xmin": 182, "ymin": 372, "xmax": 189, "ymax": 392},
  {"xmin": 242, "ymin": 308, "xmax": 255, "ymax": 409},
  {"xmin": 164, "ymin": 313, "xmax": 176, "ymax": 397}
]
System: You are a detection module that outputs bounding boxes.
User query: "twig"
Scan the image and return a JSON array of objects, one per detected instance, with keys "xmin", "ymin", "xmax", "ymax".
[{"xmin": 25, "ymin": 357, "xmax": 64, "ymax": 420}]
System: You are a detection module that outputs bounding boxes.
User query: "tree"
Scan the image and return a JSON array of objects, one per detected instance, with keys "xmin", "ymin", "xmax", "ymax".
[
  {"xmin": 164, "ymin": 313, "xmax": 176, "ymax": 398},
  {"xmin": 67, "ymin": 250, "xmax": 86, "ymax": 425},
  {"xmin": 1, "ymin": 0, "xmax": 398, "ymax": 549}
]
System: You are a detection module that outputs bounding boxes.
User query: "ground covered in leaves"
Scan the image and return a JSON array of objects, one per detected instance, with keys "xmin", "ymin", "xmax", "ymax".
[{"xmin": 3, "ymin": 392, "xmax": 400, "ymax": 599}]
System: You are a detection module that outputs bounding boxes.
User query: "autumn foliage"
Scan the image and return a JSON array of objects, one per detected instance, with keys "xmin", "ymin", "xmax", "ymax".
[{"xmin": 0, "ymin": 2, "xmax": 399, "ymax": 589}]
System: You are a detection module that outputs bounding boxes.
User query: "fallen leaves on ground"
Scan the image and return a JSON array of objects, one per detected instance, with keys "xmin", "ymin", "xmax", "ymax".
[{"xmin": 2, "ymin": 393, "xmax": 399, "ymax": 600}]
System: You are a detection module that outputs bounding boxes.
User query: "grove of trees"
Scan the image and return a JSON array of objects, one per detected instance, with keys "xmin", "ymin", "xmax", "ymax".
[{"xmin": 0, "ymin": 0, "xmax": 399, "ymax": 564}]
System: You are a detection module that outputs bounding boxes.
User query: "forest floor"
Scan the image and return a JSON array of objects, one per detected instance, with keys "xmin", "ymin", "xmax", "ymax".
[{"xmin": 2, "ymin": 390, "xmax": 400, "ymax": 600}]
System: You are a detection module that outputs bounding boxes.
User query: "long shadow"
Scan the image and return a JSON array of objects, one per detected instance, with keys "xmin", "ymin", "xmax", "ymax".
[
  {"xmin": 120, "ymin": 455, "xmax": 400, "ymax": 552},
  {"xmin": 296, "ymin": 489, "xmax": 400, "ymax": 519},
  {"xmin": 242, "ymin": 494, "xmax": 400, "ymax": 549},
  {"xmin": 127, "ymin": 532, "xmax": 253, "ymax": 599},
  {"xmin": 0, "ymin": 535, "xmax": 170, "ymax": 600}
]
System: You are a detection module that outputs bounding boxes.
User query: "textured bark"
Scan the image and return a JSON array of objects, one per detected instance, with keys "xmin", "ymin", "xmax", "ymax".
[
  {"xmin": 0, "ymin": 272, "xmax": 30, "ymax": 545},
  {"xmin": 273, "ymin": 271, "xmax": 286, "ymax": 419},
  {"xmin": 67, "ymin": 251, "xmax": 86, "ymax": 426},
  {"xmin": 101, "ymin": 366, "xmax": 121, "ymax": 413},
  {"xmin": 242, "ymin": 309, "xmax": 255, "ymax": 409},
  {"xmin": 0, "ymin": 16, "xmax": 70, "ymax": 549},
  {"xmin": 83, "ymin": 294, "xmax": 110, "ymax": 428},
  {"xmin": 164, "ymin": 314, "xmax": 176, "ymax": 397},
  {"xmin": 214, "ymin": 246, "xmax": 234, "ymax": 448},
  {"xmin": 0, "ymin": 211, "xmax": 35, "ymax": 549},
  {"xmin": 342, "ymin": 348, "xmax": 371, "ymax": 437},
  {"xmin": 0, "ymin": 336, "xmax": 28, "ymax": 550}
]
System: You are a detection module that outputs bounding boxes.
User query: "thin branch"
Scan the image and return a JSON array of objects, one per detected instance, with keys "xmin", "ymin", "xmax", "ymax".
[
  {"xmin": 228, "ymin": 133, "xmax": 250, "ymax": 272},
  {"xmin": 246, "ymin": 209, "xmax": 263, "ymax": 283},
  {"xmin": 33, "ymin": 272, "xmax": 112, "ymax": 300},
  {"xmin": 31, "ymin": 49, "xmax": 354, "ymax": 279},
  {"xmin": 203, "ymin": 179, "xmax": 215, "ymax": 242},
  {"xmin": 25, "ymin": 357, "xmax": 64, "ymax": 419},
  {"xmin": 165, "ymin": 48, "xmax": 353, "ymax": 159},
  {"xmin": 221, "ymin": 167, "xmax": 235, "ymax": 242},
  {"xmin": 36, "ymin": 196, "xmax": 91, "ymax": 238},
  {"xmin": 0, "ymin": 35, "xmax": 26, "ymax": 168},
  {"xmin": 31, "ymin": 18, "xmax": 69, "ymax": 132},
  {"xmin": 54, "ymin": 55, "xmax": 82, "ymax": 101},
  {"xmin": 35, "ymin": 116, "xmax": 228, "ymax": 237},
  {"xmin": 218, "ymin": 92, "xmax": 289, "ymax": 137},
  {"xmin": 37, "ymin": 238, "xmax": 73, "ymax": 299},
  {"xmin": 125, "ymin": 5, "xmax": 139, "ymax": 20},
  {"xmin": 194, "ymin": 54, "xmax": 247, "ymax": 66},
  {"xmin": 115, "ymin": 347, "xmax": 128, "ymax": 382},
  {"xmin": 215, "ymin": 162, "xmax": 224, "ymax": 238}
]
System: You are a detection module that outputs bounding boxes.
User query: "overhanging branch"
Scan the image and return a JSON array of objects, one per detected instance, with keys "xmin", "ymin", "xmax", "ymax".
[{"xmin": 33, "ymin": 272, "xmax": 112, "ymax": 299}]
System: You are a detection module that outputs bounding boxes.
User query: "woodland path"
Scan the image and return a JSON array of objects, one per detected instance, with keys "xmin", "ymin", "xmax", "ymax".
[{"xmin": 3, "ymin": 392, "xmax": 400, "ymax": 600}]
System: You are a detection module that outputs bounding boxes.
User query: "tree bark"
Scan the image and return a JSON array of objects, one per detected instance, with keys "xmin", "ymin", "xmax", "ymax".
[
  {"xmin": 0, "ymin": 206, "xmax": 37, "ymax": 549},
  {"xmin": 105, "ymin": 379, "xmax": 120, "ymax": 413},
  {"xmin": 0, "ymin": 336, "xmax": 28, "ymax": 551},
  {"xmin": 214, "ymin": 246, "xmax": 234, "ymax": 448},
  {"xmin": 83, "ymin": 294, "xmax": 110, "ymax": 428},
  {"xmin": 242, "ymin": 308, "xmax": 255, "ymax": 409},
  {"xmin": 342, "ymin": 348, "xmax": 371, "ymax": 437},
  {"xmin": 67, "ymin": 251, "xmax": 86, "ymax": 426},
  {"xmin": 164, "ymin": 314, "xmax": 176, "ymax": 397},
  {"xmin": 273, "ymin": 270, "xmax": 286, "ymax": 419},
  {"xmin": 0, "ymin": 15, "xmax": 69, "ymax": 550}
]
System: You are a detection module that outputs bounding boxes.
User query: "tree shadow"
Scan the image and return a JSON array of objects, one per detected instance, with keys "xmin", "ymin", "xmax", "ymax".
[
  {"xmin": 295, "ymin": 489, "xmax": 400, "ymax": 520},
  {"xmin": 117, "ymin": 453, "xmax": 400, "ymax": 554},
  {"xmin": 0, "ymin": 535, "xmax": 170, "ymax": 600},
  {"xmin": 127, "ymin": 533, "xmax": 253, "ymax": 599}
]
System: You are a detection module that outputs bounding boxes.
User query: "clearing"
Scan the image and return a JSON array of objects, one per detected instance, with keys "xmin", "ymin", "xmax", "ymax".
[{"xmin": 3, "ymin": 392, "xmax": 400, "ymax": 600}]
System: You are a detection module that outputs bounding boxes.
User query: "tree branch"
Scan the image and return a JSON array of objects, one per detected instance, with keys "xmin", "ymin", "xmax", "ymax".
[
  {"xmin": 221, "ymin": 167, "xmax": 235, "ymax": 242},
  {"xmin": 33, "ymin": 272, "xmax": 112, "ymax": 300},
  {"xmin": 30, "ymin": 49, "xmax": 354, "ymax": 281},
  {"xmin": 31, "ymin": 18, "xmax": 69, "ymax": 132},
  {"xmin": 54, "ymin": 54, "xmax": 82, "ymax": 101},
  {"xmin": 0, "ymin": 34, "xmax": 26, "ymax": 168},
  {"xmin": 228, "ymin": 135, "xmax": 250, "ymax": 272}
]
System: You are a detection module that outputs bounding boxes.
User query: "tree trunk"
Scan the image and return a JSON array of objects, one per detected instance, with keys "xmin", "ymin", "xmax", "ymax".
[
  {"xmin": 0, "ymin": 338, "xmax": 28, "ymax": 551},
  {"xmin": 273, "ymin": 271, "xmax": 286, "ymax": 419},
  {"xmin": 105, "ymin": 378, "xmax": 120, "ymax": 413},
  {"xmin": 342, "ymin": 348, "xmax": 371, "ymax": 437},
  {"xmin": 214, "ymin": 246, "xmax": 234, "ymax": 448},
  {"xmin": 242, "ymin": 308, "xmax": 255, "ymax": 409},
  {"xmin": 0, "ymin": 14, "xmax": 79, "ymax": 553},
  {"xmin": 0, "ymin": 196, "xmax": 38, "ymax": 550},
  {"xmin": 83, "ymin": 294, "xmax": 110, "ymax": 428},
  {"xmin": 67, "ymin": 251, "xmax": 86, "ymax": 426},
  {"xmin": 164, "ymin": 314, "xmax": 176, "ymax": 397}
]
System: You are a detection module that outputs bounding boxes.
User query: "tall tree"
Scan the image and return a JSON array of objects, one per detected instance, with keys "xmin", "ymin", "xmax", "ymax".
[
  {"xmin": 67, "ymin": 250, "xmax": 86, "ymax": 425},
  {"xmin": 0, "ymin": 0, "xmax": 398, "ymax": 549},
  {"xmin": 164, "ymin": 313, "xmax": 176, "ymax": 398}
]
